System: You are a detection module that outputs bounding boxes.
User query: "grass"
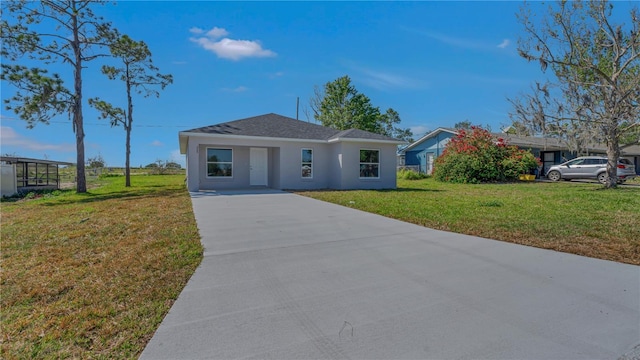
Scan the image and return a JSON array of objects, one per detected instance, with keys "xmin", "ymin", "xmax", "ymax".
[
  {"xmin": 297, "ymin": 178, "xmax": 640, "ymax": 265},
  {"xmin": 1, "ymin": 175, "xmax": 203, "ymax": 359},
  {"xmin": 57, "ymin": 166, "xmax": 186, "ymax": 185}
]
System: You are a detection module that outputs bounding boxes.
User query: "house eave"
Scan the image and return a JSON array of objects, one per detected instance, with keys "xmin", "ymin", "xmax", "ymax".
[
  {"xmin": 179, "ymin": 131, "xmax": 331, "ymax": 153},
  {"xmin": 328, "ymin": 137, "xmax": 406, "ymax": 145},
  {"xmin": 179, "ymin": 131, "xmax": 405, "ymax": 152}
]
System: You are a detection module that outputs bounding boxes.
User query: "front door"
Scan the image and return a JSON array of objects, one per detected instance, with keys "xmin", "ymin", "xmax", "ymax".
[
  {"xmin": 249, "ymin": 147, "xmax": 268, "ymax": 186},
  {"xmin": 542, "ymin": 152, "xmax": 556, "ymax": 175},
  {"xmin": 426, "ymin": 153, "xmax": 434, "ymax": 174}
]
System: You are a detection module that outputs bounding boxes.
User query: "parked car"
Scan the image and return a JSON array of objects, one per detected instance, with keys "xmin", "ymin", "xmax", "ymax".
[{"xmin": 546, "ymin": 156, "xmax": 637, "ymax": 184}]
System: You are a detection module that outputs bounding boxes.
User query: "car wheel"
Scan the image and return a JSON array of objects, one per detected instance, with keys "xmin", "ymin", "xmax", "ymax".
[
  {"xmin": 597, "ymin": 172, "xmax": 608, "ymax": 184},
  {"xmin": 547, "ymin": 170, "xmax": 561, "ymax": 181}
]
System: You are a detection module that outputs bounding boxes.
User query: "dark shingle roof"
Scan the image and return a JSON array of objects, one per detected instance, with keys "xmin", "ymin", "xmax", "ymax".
[
  {"xmin": 497, "ymin": 133, "xmax": 567, "ymax": 150},
  {"xmin": 501, "ymin": 134, "xmax": 640, "ymax": 155},
  {"xmin": 329, "ymin": 128, "xmax": 401, "ymax": 141},
  {"xmin": 182, "ymin": 113, "xmax": 402, "ymax": 142}
]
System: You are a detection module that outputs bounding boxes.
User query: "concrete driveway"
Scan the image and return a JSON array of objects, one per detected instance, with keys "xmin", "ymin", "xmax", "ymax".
[{"xmin": 141, "ymin": 190, "xmax": 639, "ymax": 359}]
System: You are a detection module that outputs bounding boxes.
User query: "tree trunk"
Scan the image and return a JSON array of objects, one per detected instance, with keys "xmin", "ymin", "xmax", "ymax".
[
  {"xmin": 74, "ymin": 61, "xmax": 86, "ymax": 193},
  {"xmin": 75, "ymin": 109, "xmax": 86, "ymax": 193},
  {"xmin": 125, "ymin": 125, "xmax": 131, "ymax": 187},
  {"xmin": 72, "ymin": 1, "xmax": 86, "ymax": 193},
  {"xmin": 125, "ymin": 69, "xmax": 133, "ymax": 187},
  {"xmin": 604, "ymin": 123, "xmax": 619, "ymax": 189}
]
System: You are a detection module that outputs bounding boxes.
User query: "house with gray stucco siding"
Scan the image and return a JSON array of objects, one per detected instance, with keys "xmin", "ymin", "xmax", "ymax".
[{"xmin": 178, "ymin": 113, "xmax": 405, "ymax": 191}]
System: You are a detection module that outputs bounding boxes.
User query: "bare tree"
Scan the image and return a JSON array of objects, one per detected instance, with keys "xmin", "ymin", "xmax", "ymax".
[
  {"xmin": 1, "ymin": 0, "xmax": 117, "ymax": 193},
  {"xmin": 509, "ymin": 0, "xmax": 640, "ymax": 188}
]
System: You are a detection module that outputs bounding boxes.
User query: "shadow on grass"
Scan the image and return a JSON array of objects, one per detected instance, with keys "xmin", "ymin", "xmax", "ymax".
[
  {"xmin": 41, "ymin": 187, "xmax": 184, "ymax": 206},
  {"xmin": 296, "ymin": 187, "xmax": 443, "ymax": 194},
  {"xmin": 377, "ymin": 187, "xmax": 444, "ymax": 193}
]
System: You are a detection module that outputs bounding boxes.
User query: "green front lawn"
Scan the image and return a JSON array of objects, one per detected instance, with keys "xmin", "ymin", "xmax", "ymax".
[
  {"xmin": 297, "ymin": 178, "xmax": 640, "ymax": 265},
  {"xmin": 1, "ymin": 175, "xmax": 202, "ymax": 359}
]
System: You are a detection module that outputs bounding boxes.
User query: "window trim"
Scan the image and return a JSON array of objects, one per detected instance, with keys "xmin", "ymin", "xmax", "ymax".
[
  {"xmin": 206, "ymin": 147, "xmax": 233, "ymax": 178},
  {"xmin": 301, "ymin": 148, "xmax": 313, "ymax": 179},
  {"xmin": 359, "ymin": 148, "xmax": 380, "ymax": 179}
]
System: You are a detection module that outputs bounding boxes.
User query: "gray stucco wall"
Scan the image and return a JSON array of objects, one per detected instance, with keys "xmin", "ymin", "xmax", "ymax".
[
  {"xmin": 328, "ymin": 142, "xmax": 343, "ymax": 189},
  {"xmin": 185, "ymin": 135, "xmax": 331, "ymax": 191},
  {"xmin": 275, "ymin": 142, "xmax": 331, "ymax": 190},
  {"xmin": 269, "ymin": 148, "xmax": 281, "ymax": 189},
  {"xmin": 184, "ymin": 135, "xmax": 398, "ymax": 191},
  {"xmin": 336, "ymin": 142, "xmax": 398, "ymax": 190}
]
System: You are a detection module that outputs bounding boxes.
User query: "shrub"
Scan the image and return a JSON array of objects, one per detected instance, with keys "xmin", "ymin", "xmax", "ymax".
[
  {"xmin": 397, "ymin": 168, "xmax": 429, "ymax": 180},
  {"xmin": 0, "ymin": 188, "xmax": 70, "ymax": 202},
  {"xmin": 433, "ymin": 127, "xmax": 540, "ymax": 183}
]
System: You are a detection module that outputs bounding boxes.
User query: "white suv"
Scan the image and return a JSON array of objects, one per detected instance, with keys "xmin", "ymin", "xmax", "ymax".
[{"xmin": 546, "ymin": 156, "xmax": 637, "ymax": 184}]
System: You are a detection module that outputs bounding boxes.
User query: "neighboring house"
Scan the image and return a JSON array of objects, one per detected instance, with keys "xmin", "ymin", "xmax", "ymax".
[
  {"xmin": 0, "ymin": 156, "xmax": 74, "ymax": 197},
  {"xmin": 399, "ymin": 128, "xmax": 640, "ymax": 175},
  {"xmin": 398, "ymin": 128, "xmax": 458, "ymax": 175},
  {"xmin": 178, "ymin": 113, "xmax": 405, "ymax": 191}
]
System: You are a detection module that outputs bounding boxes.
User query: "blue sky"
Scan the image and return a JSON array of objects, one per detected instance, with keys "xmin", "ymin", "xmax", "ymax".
[{"xmin": 0, "ymin": 1, "xmax": 620, "ymax": 167}]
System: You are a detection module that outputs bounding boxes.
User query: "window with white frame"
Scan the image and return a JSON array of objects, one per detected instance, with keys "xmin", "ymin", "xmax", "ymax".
[
  {"xmin": 359, "ymin": 149, "xmax": 379, "ymax": 178},
  {"xmin": 301, "ymin": 148, "xmax": 313, "ymax": 178},
  {"xmin": 207, "ymin": 148, "xmax": 233, "ymax": 177}
]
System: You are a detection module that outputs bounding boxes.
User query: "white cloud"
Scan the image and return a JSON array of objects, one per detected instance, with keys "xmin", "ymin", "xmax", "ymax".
[
  {"xmin": 420, "ymin": 30, "xmax": 484, "ymax": 49},
  {"xmin": 269, "ymin": 71, "xmax": 284, "ymax": 79},
  {"xmin": 190, "ymin": 27, "xmax": 276, "ymax": 61},
  {"xmin": 359, "ymin": 69, "xmax": 418, "ymax": 90},
  {"xmin": 0, "ymin": 126, "xmax": 75, "ymax": 152},
  {"xmin": 410, "ymin": 125, "xmax": 430, "ymax": 137},
  {"xmin": 206, "ymin": 27, "xmax": 229, "ymax": 39},
  {"xmin": 497, "ymin": 39, "xmax": 511, "ymax": 49},
  {"xmin": 220, "ymin": 86, "xmax": 248, "ymax": 93},
  {"xmin": 343, "ymin": 62, "xmax": 422, "ymax": 90},
  {"xmin": 402, "ymin": 27, "xmax": 504, "ymax": 51},
  {"xmin": 151, "ymin": 140, "xmax": 164, "ymax": 147}
]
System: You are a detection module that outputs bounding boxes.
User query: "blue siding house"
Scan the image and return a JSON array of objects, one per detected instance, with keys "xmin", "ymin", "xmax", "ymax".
[{"xmin": 399, "ymin": 128, "xmax": 457, "ymax": 174}]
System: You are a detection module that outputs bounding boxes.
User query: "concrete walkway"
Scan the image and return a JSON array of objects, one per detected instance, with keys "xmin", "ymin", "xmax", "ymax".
[{"xmin": 141, "ymin": 190, "xmax": 639, "ymax": 359}]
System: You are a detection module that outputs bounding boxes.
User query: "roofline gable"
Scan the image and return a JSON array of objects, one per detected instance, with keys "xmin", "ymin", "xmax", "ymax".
[{"xmin": 399, "ymin": 127, "xmax": 458, "ymax": 154}]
